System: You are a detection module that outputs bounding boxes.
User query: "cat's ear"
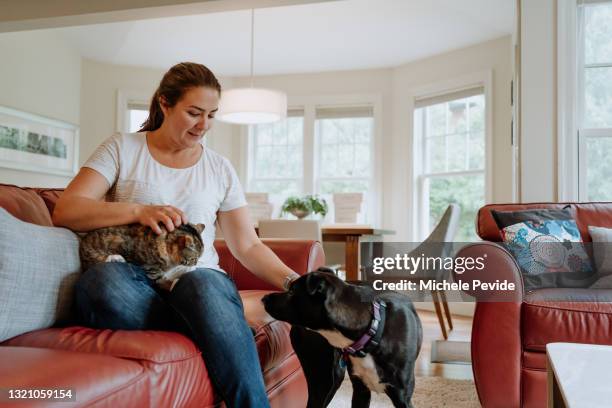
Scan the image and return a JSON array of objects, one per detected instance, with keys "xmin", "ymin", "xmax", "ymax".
[
  {"xmin": 177, "ymin": 236, "xmax": 187, "ymax": 248},
  {"xmin": 194, "ymin": 223, "xmax": 205, "ymax": 234}
]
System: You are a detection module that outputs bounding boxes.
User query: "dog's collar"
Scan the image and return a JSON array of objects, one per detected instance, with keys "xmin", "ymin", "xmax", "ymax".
[{"xmin": 341, "ymin": 300, "xmax": 387, "ymax": 361}]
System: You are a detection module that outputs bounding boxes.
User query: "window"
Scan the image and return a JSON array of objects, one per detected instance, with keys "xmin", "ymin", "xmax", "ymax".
[
  {"xmin": 414, "ymin": 88, "xmax": 486, "ymax": 241},
  {"xmin": 126, "ymin": 102, "xmax": 148, "ymax": 133},
  {"xmin": 578, "ymin": 1, "xmax": 612, "ymax": 200},
  {"xmin": 247, "ymin": 102, "xmax": 378, "ymax": 222},
  {"xmin": 315, "ymin": 107, "xmax": 374, "ymax": 222},
  {"xmin": 248, "ymin": 110, "xmax": 304, "ymax": 211}
]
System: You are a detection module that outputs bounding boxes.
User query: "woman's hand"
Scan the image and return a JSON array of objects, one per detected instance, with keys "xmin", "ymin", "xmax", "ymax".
[{"xmin": 134, "ymin": 204, "xmax": 188, "ymax": 234}]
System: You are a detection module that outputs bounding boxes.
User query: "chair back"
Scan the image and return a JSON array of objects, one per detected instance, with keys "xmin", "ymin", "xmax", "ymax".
[
  {"xmin": 410, "ymin": 204, "xmax": 461, "ymax": 278},
  {"xmin": 258, "ymin": 219, "xmax": 322, "ymax": 242},
  {"xmin": 425, "ymin": 203, "xmax": 461, "ymax": 245}
]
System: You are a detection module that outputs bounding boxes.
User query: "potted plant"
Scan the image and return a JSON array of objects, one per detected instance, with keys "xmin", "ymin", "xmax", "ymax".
[{"xmin": 281, "ymin": 195, "xmax": 328, "ymax": 219}]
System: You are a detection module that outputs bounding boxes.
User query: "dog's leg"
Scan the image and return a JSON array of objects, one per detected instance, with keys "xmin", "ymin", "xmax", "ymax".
[
  {"xmin": 384, "ymin": 373, "xmax": 415, "ymax": 408},
  {"xmin": 348, "ymin": 372, "xmax": 371, "ymax": 408},
  {"xmin": 290, "ymin": 326, "xmax": 345, "ymax": 408},
  {"xmin": 384, "ymin": 386, "xmax": 412, "ymax": 408}
]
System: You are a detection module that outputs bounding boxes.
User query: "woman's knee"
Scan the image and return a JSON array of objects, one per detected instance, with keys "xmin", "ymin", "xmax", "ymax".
[
  {"xmin": 76, "ymin": 262, "xmax": 136, "ymax": 302},
  {"xmin": 174, "ymin": 269, "xmax": 240, "ymax": 302}
]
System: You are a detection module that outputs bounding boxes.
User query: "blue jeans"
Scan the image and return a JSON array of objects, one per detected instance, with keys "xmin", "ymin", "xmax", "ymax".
[{"xmin": 74, "ymin": 262, "xmax": 270, "ymax": 408}]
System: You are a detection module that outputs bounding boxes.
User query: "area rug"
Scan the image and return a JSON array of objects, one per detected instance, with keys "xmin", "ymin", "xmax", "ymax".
[
  {"xmin": 430, "ymin": 340, "xmax": 471, "ymax": 364},
  {"xmin": 328, "ymin": 376, "xmax": 480, "ymax": 408}
]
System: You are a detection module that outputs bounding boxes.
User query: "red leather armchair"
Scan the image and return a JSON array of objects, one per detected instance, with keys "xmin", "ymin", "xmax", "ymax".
[
  {"xmin": 0, "ymin": 184, "xmax": 324, "ymax": 407},
  {"xmin": 454, "ymin": 203, "xmax": 612, "ymax": 408}
]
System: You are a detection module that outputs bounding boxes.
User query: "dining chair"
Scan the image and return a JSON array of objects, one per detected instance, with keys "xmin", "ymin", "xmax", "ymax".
[{"xmin": 410, "ymin": 203, "xmax": 461, "ymax": 340}]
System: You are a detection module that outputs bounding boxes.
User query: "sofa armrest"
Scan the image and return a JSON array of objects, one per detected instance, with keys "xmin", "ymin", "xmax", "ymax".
[
  {"xmin": 452, "ymin": 241, "xmax": 524, "ymax": 302},
  {"xmin": 214, "ymin": 239, "xmax": 326, "ymax": 291},
  {"xmin": 452, "ymin": 242, "xmax": 524, "ymax": 407}
]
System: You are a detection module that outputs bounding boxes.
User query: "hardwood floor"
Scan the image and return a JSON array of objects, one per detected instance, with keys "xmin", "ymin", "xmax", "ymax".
[{"xmin": 415, "ymin": 310, "xmax": 474, "ymax": 380}]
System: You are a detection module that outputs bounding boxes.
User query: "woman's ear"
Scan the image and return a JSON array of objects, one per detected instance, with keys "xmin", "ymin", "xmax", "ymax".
[{"xmin": 158, "ymin": 96, "xmax": 169, "ymax": 116}]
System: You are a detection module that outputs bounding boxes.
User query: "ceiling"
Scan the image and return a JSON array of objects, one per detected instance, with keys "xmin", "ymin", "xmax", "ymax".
[{"xmin": 49, "ymin": 0, "xmax": 514, "ymax": 76}]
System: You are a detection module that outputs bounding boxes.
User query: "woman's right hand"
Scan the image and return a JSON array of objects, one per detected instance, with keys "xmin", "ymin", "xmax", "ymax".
[{"xmin": 134, "ymin": 204, "xmax": 188, "ymax": 235}]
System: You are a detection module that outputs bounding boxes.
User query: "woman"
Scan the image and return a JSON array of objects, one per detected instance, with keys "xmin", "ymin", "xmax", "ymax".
[{"xmin": 53, "ymin": 62, "xmax": 300, "ymax": 407}]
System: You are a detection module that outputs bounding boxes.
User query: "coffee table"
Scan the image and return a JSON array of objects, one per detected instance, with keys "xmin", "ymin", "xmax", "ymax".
[{"xmin": 547, "ymin": 342, "xmax": 612, "ymax": 407}]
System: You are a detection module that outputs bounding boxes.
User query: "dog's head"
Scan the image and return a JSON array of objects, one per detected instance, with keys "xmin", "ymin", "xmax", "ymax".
[{"xmin": 262, "ymin": 268, "xmax": 342, "ymax": 330}]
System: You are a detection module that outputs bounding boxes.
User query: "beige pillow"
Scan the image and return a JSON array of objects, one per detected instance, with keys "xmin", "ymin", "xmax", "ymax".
[
  {"xmin": 589, "ymin": 226, "xmax": 612, "ymax": 277},
  {"xmin": 0, "ymin": 208, "xmax": 80, "ymax": 342}
]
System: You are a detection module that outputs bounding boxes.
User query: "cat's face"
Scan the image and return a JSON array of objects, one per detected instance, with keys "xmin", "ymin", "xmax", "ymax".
[{"xmin": 168, "ymin": 223, "xmax": 205, "ymax": 266}]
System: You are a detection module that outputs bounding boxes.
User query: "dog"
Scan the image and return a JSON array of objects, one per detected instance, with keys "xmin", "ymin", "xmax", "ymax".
[{"xmin": 262, "ymin": 267, "xmax": 422, "ymax": 408}]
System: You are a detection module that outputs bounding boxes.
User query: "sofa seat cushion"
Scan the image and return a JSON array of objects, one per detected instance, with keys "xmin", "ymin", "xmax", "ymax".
[
  {"xmin": 2, "ymin": 327, "xmax": 200, "ymax": 363},
  {"xmin": 241, "ymin": 290, "xmax": 296, "ymax": 373},
  {"xmin": 3, "ymin": 328, "xmax": 215, "ymax": 407},
  {"xmin": 0, "ymin": 346, "xmax": 150, "ymax": 407},
  {"xmin": 522, "ymin": 288, "xmax": 612, "ymax": 352}
]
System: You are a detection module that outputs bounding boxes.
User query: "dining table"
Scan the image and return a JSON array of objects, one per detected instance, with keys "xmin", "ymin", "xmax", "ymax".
[{"xmin": 321, "ymin": 225, "xmax": 395, "ymax": 281}]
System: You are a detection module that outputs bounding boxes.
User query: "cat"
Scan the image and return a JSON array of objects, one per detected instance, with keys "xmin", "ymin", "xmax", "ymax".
[{"xmin": 79, "ymin": 223, "xmax": 205, "ymax": 290}]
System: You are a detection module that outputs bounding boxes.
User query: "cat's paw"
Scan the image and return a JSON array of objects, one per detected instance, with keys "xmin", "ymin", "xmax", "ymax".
[{"xmin": 105, "ymin": 255, "xmax": 126, "ymax": 263}]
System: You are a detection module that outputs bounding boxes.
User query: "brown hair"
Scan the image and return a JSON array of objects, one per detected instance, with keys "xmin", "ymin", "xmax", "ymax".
[{"xmin": 140, "ymin": 62, "xmax": 221, "ymax": 132}]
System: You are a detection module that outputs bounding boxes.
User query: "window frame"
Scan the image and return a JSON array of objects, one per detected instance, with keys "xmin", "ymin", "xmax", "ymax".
[
  {"xmin": 558, "ymin": 0, "xmax": 612, "ymax": 201},
  {"xmin": 116, "ymin": 90, "xmax": 150, "ymax": 133},
  {"xmin": 409, "ymin": 71, "xmax": 493, "ymax": 240},
  {"xmin": 242, "ymin": 93, "xmax": 383, "ymax": 225}
]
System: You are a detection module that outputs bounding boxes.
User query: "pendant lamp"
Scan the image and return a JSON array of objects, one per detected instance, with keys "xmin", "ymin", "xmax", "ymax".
[{"xmin": 217, "ymin": 9, "xmax": 287, "ymax": 125}]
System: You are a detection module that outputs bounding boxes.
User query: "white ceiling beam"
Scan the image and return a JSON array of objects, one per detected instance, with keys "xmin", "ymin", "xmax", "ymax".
[{"xmin": 0, "ymin": 0, "xmax": 338, "ymax": 33}]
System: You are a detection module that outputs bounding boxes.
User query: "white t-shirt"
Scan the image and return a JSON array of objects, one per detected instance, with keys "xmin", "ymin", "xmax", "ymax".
[{"xmin": 83, "ymin": 132, "xmax": 247, "ymax": 271}]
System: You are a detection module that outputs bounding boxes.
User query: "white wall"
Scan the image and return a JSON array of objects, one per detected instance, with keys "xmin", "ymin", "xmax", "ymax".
[
  {"xmin": 0, "ymin": 30, "xmax": 81, "ymax": 188},
  {"xmin": 519, "ymin": 0, "xmax": 557, "ymax": 202}
]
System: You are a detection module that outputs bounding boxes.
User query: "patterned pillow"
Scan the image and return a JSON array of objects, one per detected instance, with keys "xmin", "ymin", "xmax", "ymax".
[{"xmin": 501, "ymin": 219, "xmax": 595, "ymax": 290}]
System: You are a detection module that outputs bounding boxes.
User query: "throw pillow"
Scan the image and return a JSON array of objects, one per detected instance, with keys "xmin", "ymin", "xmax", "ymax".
[
  {"xmin": 588, "ymin": 226, "xmax": 612, "ymax": 276},
  {"xmin": 0, "ymin": 208, "xmax": 81, "ymax": 342},
  {"xmin": 491, "ymin": 206, "xmax": 574, "ymax": 230},
  {"xmin": 501, "ymin": 219, "xmax": 595, "ymax": 290}
]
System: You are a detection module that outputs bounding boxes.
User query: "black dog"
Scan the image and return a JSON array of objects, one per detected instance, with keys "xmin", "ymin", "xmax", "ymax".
[{"xmin": 262, "ymin": 268, "xmax": 422, "ymax": 408}]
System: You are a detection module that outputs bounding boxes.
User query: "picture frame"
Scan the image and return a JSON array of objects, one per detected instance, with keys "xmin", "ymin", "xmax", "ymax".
[{"xmin": 0, "ymin": 105, "xmax": 79, "ymax": 177}]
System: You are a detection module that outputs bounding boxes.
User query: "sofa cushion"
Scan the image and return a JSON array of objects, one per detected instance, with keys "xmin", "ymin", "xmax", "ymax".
[
  {"xmin": 2, "ymin": 327, "xmax": 200, "ymax": 363},
  {"xmin": 2, "ymin": 328, "xmax": 214, "ymax": 407},
  {"xmin": 0, "ymin": 208, "xmax": 80, "ymax": 342},
  {"xmin": 0, "ymin": 346, "xmax": 150, "ymax": 407},
  {"xmin": 589, "ymin": 226, "xmax": 612, "ymax": 276},
  {"xmin": 0, "ymin": 183, "xmax": 54, "ymax": 226},
  {"xmin": 491, "ymin": 207, "xmax": 574, "ymax": 230},
  {"xmin": 501, "ymin": 219, "xmax": 594, "ymax": 290},
  {"xmin": 522, "ymin": 288, "xmax": 612, "ymax": 352}
]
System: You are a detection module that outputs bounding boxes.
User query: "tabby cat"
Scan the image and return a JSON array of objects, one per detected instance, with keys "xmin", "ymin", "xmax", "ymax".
[{"xmin": 79, "ymin": 223, "xmax": 205, "ymax": 290}]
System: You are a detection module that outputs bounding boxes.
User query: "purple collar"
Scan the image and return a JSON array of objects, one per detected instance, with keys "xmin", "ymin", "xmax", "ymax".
[{"xmin": 342, "ymin": 300, "xmax": 387, "ymax": 360}]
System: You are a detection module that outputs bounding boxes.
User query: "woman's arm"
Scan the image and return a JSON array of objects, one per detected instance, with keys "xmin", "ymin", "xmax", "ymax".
[
  {"xmin": 53, "ymin": 168, "xmax": 186, "ymax": 233},
  {"xmin": 217, "ymin": 206, "xmax": 299, "ymax": 290}
]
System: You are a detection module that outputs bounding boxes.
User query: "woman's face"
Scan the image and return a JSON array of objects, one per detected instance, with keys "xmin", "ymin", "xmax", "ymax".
[{"xmin": 160, "ymin": 86, "xmax": 219, "ymax": 149}]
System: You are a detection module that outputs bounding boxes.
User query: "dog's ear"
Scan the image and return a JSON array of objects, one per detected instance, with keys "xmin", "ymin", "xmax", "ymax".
[
  {"xmin": 316, "ymin": 266, "xmax": 337, "ymax": 276},
  {"xmin": 306, "ymin": 273, "xmax": 328, "ymax": 297}
]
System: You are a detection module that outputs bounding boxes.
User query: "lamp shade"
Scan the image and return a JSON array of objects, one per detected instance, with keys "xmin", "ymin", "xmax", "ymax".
[{"xmin": 217, "ymin": 88, "xmax": 287, "ymax": 125}]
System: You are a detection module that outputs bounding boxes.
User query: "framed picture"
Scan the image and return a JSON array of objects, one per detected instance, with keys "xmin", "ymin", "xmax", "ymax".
[{"xmin": 0, "ymin": 105, "xmax": 79, "ymax": 177}]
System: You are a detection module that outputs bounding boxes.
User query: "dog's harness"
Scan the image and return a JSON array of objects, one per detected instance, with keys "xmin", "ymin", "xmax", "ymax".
[{"xmin": 340, "ymin": 300, "xmax": 387, "ymax": 367}]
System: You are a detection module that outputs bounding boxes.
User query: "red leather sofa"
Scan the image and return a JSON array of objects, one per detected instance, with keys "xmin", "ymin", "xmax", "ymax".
[
  {"xmin": 0, "ymin": 184, "xmax": 325, "ymax": 407},
  {"xmin": 455, "ymin": 202, "xmax": 612, "ymax": 408}
]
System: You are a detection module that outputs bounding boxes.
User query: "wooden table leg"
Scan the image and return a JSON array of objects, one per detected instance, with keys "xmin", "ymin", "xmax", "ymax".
[{"xmin": 345, "ymin": 235, "xmax": 360, "ymax": 281}]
